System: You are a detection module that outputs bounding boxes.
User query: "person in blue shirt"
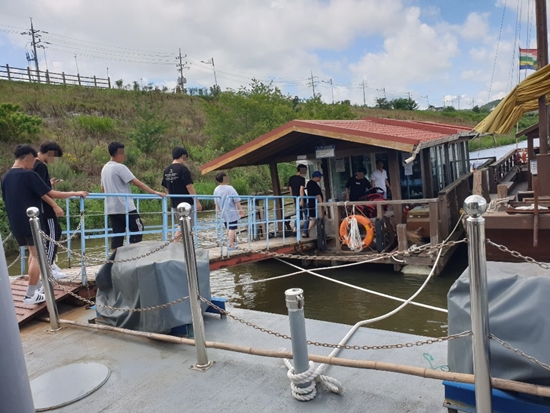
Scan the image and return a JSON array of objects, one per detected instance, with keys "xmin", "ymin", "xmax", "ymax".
[{"xmin": 213, "ymin": 172, "xmax": 244, "ymax": 250}]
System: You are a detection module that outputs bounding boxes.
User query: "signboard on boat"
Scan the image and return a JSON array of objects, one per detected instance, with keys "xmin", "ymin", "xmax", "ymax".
[
  {"xmin": 531, "ymin": 159, "xmax": 538, "ymax": 175},
  {"xmin": 315, "ymin": 145, "xmax": 335, "ymax": 159}
]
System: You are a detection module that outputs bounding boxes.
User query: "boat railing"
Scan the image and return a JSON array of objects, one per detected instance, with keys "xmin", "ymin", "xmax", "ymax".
[
  {"xmin": 437, "ymin": 172, "xmax": 473, "ymax": 239},
  {"xmin": 11, "ymin": 192, "xmax": 317, "ymax": 277},
  {"xmin": 487, "ymin": 148, "xmax": 519, "ymax": 193},
  {"xmin": 318, "ymin": 197, "xmax": 441, "ymax": 253}
]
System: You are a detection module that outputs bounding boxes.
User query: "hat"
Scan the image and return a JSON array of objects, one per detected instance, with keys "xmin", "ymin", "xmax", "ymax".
[{"xmin": 312, "ymin": 171, "xmax": 323, "ymax": 178}]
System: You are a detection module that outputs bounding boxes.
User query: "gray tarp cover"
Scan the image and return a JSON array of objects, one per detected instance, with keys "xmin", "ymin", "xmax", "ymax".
[
  {"xmin": 95, "ymin": 241, "xmax": 211, "ymax": 333},
  {"xmin": 448, "ymin": 261, "xmax": 550, "ymax": 386}
]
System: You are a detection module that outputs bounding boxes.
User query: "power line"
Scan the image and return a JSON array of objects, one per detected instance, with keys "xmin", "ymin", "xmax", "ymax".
[{"xmin": 308, "ymin": 70, "xmax": 319, "ymax": 98}]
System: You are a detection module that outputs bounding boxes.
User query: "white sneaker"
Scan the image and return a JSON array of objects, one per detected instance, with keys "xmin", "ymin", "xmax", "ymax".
[
  {"xmin": 52, "ymin": 264, "xmax": 66, "ymax": 279},
  {"xmin": 37, "ymin": 284, "xmax": 44, "ymax": 295},
  {"xmin": 23, "ymin": 291, "xmax": 46, "ymax": 306}
]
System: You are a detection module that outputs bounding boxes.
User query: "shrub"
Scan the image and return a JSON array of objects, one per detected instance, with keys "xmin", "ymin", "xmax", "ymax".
[
  {"xmin": 75, "ymin": 115, "xmax": 115, "ymax": 136},
  {"xmin": 0, "ymin": 103, "xmax": 42, "ymax": 143}
]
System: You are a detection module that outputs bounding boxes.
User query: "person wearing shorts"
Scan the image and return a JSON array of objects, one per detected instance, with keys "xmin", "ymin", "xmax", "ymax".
[
  {"xmin": 101, "ymin": 142, "xmax": 165, "ymax": 250},
  {"xmin": 1, "ymin": 145, "xmax": 88, "ymax": 306},
  {"xmin": 213, "ymin": 172, "xmax": 244, "ymax": 250}
]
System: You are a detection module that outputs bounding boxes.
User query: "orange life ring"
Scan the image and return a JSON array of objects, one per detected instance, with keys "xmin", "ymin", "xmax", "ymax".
[{"xmin": 339, "ymin": 215, "xmax": 375, "ymax": 250}]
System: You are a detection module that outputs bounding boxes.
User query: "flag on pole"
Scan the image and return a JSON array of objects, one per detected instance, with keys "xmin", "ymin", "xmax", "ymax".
[{"xmin": 519, "ymin": 48, "xmax": 538, "ymax": 70}]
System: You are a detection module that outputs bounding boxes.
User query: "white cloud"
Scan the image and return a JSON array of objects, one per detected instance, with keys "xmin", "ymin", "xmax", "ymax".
[{"xmin": 460, "ymin": 12, "xmax": 490, "ymax": 41}]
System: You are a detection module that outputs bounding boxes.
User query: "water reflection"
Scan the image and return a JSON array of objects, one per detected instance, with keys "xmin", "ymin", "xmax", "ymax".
[{"xmin": 210, "ymin": 243, "xmax": 468, "ymax": 337}]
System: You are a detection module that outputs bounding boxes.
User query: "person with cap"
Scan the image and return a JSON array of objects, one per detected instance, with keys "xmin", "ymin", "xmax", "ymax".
[
  {"xmin": 304, "ymin": 170, "xmax": 324, "ymax": 237},
  {"xmin": 370, "ymin": 160, "xmax": 391, "ymax": 199},
  {"xmin": 288, "ymin": 164, "xmax": 307, "ymax": 234},
  {"xmin": 345, "ymin": 167, "xmax": 371, "ymax": 202}
]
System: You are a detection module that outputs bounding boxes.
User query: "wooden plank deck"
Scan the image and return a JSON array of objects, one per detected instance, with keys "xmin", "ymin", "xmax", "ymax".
[
  {"xmin": 10, "ymin": 237, "xmax": 317, "ymax": 325},
  {"xmin": 10, "ymin": 278, "xmax": 80, "ymax": 326}
]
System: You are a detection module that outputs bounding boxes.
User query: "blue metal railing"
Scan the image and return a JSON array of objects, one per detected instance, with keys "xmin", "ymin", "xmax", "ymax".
[{"xmin": 14, "ymin": 192, "xmax": 317, "ymax": 283}]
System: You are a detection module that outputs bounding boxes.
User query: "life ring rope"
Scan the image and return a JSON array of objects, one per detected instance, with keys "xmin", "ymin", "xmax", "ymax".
[{"xmin": 339, "ymin": 214, "xmax": 375, "ymax": 251}]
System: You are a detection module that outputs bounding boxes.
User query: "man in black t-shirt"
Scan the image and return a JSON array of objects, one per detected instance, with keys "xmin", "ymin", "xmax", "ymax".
[
  {"xmin": 304, "ymin": 171, "xmax": 324, "ymax": 237},
  {"xmin": 162, "ymin": 147, "xmax": 202, "ymax": 231},
  {"xmin": 34, "ymin": 141, "xmax": 66, "ymax": 279},
  {"xmin": 1, "ymin": 145, "xmax": 88, "ymax": 306},
  {"xmin": 288, "ymin": 164, "xmax": 307, "ymax": 233},
  {"xmin": 345, "ymin": 167, "xmax": 371, "ymax": 201}
]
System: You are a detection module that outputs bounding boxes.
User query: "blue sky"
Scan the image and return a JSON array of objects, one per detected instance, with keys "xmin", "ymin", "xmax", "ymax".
[{"xmin": 0, "ymin": 0, "xmax": 541, "ymax": 108}]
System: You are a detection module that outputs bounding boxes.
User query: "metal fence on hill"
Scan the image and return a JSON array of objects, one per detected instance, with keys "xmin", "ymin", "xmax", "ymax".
[{"xmin": 0, "ymin": 64, "xmax": 111, "ymax": 89}]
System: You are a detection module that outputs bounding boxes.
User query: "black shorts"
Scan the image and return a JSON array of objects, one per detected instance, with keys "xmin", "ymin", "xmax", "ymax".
[
  {"xmin": 15, "ymin": 235, "xmax": 34, "ymax": 247},
  {"xmin": 308, "ymin": 207, "xmax": 317, "ymax": 219},
  {"xmin": 224, "ymin": 220, "xmax": 238, "ymax": 230}
]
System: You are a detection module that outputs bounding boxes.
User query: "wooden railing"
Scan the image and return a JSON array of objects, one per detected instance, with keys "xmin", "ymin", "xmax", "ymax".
[
  {"xmin": 487, "ymin": 148, "xmax": 517, "ymax": 193},
  {"xmin": 0, "ymin": 64, "xmax": 110, "ymax": 89}
]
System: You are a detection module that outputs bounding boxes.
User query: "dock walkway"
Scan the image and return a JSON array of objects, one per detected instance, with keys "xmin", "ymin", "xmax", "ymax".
[{"xmin": 20, "ymin": 305, "xmax": 450, "ymax": 412}]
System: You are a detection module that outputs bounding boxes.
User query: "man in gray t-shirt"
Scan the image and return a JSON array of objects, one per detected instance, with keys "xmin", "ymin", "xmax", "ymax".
[{"xmin": 101, "ymin": 142, "xmax": 165, "ymax": 249}]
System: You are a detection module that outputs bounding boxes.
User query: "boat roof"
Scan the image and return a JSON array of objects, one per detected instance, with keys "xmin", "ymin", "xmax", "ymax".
[{"xmin": 200, "ymin": 117, "xmax": 474, "ymax": 174}]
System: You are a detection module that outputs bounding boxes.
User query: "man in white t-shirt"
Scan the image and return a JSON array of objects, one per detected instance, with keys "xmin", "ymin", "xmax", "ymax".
[
  {"xmin": 370, "ymin": 160, "xmax": 391, "ymax": 199},
  {"xmin": 101, "ymin": 142, "xmax": 165, "ymax": 250},
  {"xmin": 213, "ymin": 172, "xmax": 244, "ymax": 250}
]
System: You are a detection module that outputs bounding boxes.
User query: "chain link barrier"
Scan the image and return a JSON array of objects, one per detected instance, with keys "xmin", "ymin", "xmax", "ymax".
[
  {"xmin": 240, "ymin": 238, "xmax": 467, "ymax": 263},
  {"xmin": 2, "ymin": 232, "xmax": 13, "ymax": 245},
  {"xmin": 486, "ymin": 239, "xmax": 550, "ymax": 270},
  {"xmin": 39, "ymin": 229, "xmax": 178, "ymax": 264},
  {"xmin": 199, "ymin": 296, "xmax": 472, "ymax": 350},
  {"xmin": 490, "ymin": 334, "xmax": 550, "ymax": 371}
]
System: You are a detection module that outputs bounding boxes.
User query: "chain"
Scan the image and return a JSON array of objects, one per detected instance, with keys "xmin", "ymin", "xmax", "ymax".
[
  {"xmin": 486, "ymin": 239, "xmax": 550, "ymax": 270},
  {"xmin": 2, "ymin": 232, "xmax": 13, "ymax": 245},
  {"xmin": 199, "ymin": 296, "xmax": 471, "ymax": 350},
  {"xmin": 45, "ymin": 272, "xmax": 189, "ymax": 312},
  {"xmin": 490, "ymin": 334, "xmax": 550, "ymax": 371},
  {"xmin": 7, "ymin": 253, "xmax": 21, "ymax": 269},
  {"xmin": 241, "ymin": 239, "xmax": 467, "ymax": 262},
  {"xmin": 57, "ymin": 211, "xmax": 85, "ymax": 244},
  {"xmin": 39, "ymin": 230, "xmax": 178, "ymax": 264}
]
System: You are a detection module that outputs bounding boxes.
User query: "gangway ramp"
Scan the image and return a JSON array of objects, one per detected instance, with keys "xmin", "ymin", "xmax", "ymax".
[{"xmin": 10, "ymin": 278, "xmax": 80, "ymax": 326}]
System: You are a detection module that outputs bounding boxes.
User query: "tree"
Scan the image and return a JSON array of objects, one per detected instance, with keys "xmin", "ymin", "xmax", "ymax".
[
  {"xmin": 390, "ymin": 97, "xmax": 418, "ymax": 111},
  {"xmin": 375, "ymin": 98, "xmax": 392, "ymax": 109},
  {"xmin": 203, "ymin": 80, "xmax": 296, "ymax": 151},
  {"xmin": 115, "ymin": 79, "xmax": 124, "ymax": 89},
  {"xmin": 0, "ymin": 103, "xmax": 42, "ymax": 143},
  {"xmin": 131, "ymin": 100, "xmax": 168, "ymax": 154}
]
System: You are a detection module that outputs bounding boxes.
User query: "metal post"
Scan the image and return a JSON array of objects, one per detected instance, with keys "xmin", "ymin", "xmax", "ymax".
[
  {"xmin": 0, "ymin": 235, "xmax": 36, "ymax": 413},
  {"xmin": 27, "ymin": 207, "xmax": 60, "ymax": 331},
  {"xmin": 285, "ymin": 288, "xmax": 312, "ymax": 390},
  {"xmin": 177, "ymin": 202, "xmax": 212, "ymax": 370},
  {"xmin": 463, "ymin": 195, "xmax": 492, "ymax": 413}
]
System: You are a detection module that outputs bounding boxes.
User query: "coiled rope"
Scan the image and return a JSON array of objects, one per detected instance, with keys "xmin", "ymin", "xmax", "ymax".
[{"xmin": 283, "ymin": 359, "xmax": 343, "ymax": 401}]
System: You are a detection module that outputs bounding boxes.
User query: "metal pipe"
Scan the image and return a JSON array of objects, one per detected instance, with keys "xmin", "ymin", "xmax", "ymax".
[
  {"xmin": 285, "ymin": 288, "xmax": 312, "ymax": 388},
  {"xmin": 177, "ymin": 202, "xmax": 211, "ymax": 370},
  {"xmin": 27, "ymin": 207, "xmax": 61, "ymax": 331},
  {"xmin": 0, "ymin": 235, "xmax": 36, "ymax": 413},
  {"xmin": 463, "ymin": 195, "xmax": 492, "ymax": 412}
]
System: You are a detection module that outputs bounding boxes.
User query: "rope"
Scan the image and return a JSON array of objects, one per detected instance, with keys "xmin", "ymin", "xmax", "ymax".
[
  {"xmin": 347, "ymin": 215, "xmax": 363, "ymax": 252},
  {"xmin": 283, "ymin": 359, "xmax": 343, "ymax": 401}
]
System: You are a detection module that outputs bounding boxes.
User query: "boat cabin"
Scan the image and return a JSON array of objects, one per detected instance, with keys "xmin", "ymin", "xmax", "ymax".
[
  {"xmin": 201, "ymin": 117, "xmax": 474, "ymax": 203},
  {"xmin": 200, "ymin": 117, "xmax": 477, "ymax": 273}
]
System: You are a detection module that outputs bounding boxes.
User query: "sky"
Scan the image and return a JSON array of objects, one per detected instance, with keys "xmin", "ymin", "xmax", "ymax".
[{"xmin": 0, "ymin": 0, "xmax": 543, "ymax": 108}]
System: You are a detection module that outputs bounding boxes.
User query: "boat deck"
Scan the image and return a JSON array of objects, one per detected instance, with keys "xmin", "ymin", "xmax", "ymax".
[{"xmin": 20, "ymin": 304, "xmax": 450, "ymax": 412}]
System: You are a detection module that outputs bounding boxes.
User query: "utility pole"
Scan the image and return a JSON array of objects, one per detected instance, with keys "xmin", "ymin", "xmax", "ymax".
[
  {"xmin": 361, "ymin": 81, "xmax": 367, "ymax": 106},
  {"xmin": 377, "ymin": 87, "xmax": 386, "ymax": 99},
  {"xmin": 421, "ymin": 95, "xmax": 429, "ymax": 107},
  {"xmin": 457, "ymin": 95, "xmax": 461, "ymax": 110},
  {"xmin": 176, "ymin": 48, "xmax": 189, "ymax": 93},
  {"xmin": 322, "ymin": 78, "xmax": 334, "ymax": 103},
  {"xmin": 201, "ymin": 57, "xmax": 217, "ymax": 88},
  {"xmin": 30, "ymin": 18, "xmax": 40, "ymax": 82},
  {"xmin": 74, "ymin": 55, "xmax": 80, "ymax": 75},
  {"xmin": 308, "ymin": 70, "xmax": 319, "ymax": 98}
]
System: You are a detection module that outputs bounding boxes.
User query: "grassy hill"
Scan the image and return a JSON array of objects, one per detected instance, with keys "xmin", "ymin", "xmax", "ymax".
[{"xmin": 0, "ymin": 80, "xmax": 537, "ymax": 192}]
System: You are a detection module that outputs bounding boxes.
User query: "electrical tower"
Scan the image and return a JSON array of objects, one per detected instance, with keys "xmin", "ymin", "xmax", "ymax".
[
  {"xmin": 308, "ymin": 71, "xmax": 319, "ymax": 98},
  {"xmin": 361, "ymin": 81, "xmax": 367, "ymax": 106},
  {"xmin": 322, "ymin": 78, "xmax": 334, "ymax": 103},
  {"xmin": 176, "ymin": 48, "xmax": 189, "ymax": 93}
]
